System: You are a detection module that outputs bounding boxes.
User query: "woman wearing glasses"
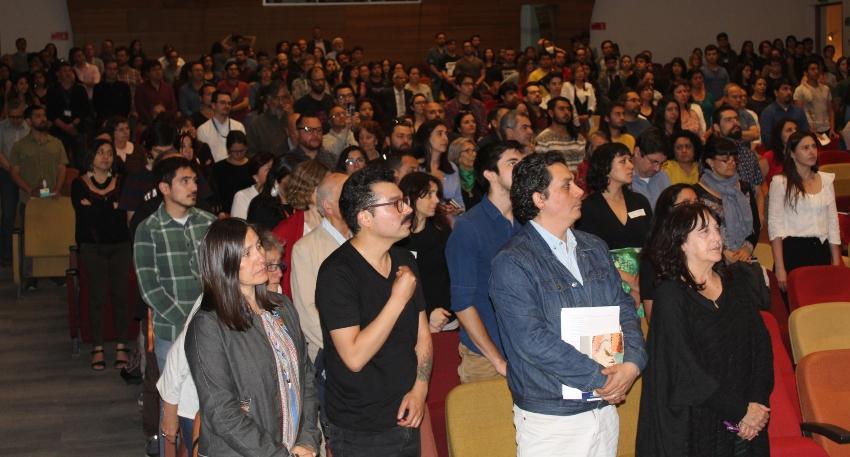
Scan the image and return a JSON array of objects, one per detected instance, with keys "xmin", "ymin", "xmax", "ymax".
[
  {"xmin": 335, "ymin": 145, "xmax": 367, "ymax": 175},
  {"xmin": 186, "ymin": 218, "xmax": 321, "ymax": 457}
]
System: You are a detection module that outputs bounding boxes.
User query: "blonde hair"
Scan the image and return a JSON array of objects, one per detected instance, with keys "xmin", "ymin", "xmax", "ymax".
[
  {"xmin": 447, "ymin": 137, "xmax": 475, "ymax": 166},
  {"xmin": 283, "ymin": 160, "xmax": 329, "ymax": 210}
]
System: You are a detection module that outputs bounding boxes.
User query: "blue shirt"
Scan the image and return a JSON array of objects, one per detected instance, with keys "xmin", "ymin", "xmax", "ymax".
[
  {"xmin": 447, "ymin": 196, "xmax": 521, "ymax": 356},
  {"xmin": 701, "ymin": 64, "xmax": 730, "ymax": 101},
  {"xmin": 631, "ymin": 171, "xmax": 671, "ymax": 209},
  {"xmin": 529, "ymin": 221, "xmax": 583, "ymax": 285},
  {"xmin": 758, "ymin": 101, "xmax": 810, "ymax": 145}
]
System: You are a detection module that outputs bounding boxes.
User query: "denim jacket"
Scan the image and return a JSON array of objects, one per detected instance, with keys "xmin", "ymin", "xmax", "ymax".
[{"xmin": 489, "ymin": 224, "xmax": 647, "ymax": 416}]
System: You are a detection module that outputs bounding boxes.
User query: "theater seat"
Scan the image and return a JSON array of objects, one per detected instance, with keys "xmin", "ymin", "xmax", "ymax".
[
  {"xmin": 12, "ymin": 196, "xmax": 76, "ymax": 296},
  {"xmin": 761, "ymin": 312, "xmax": 830, "ymax": 457},
  {"xmin": 428, "ymin": 330, "xmax": 461, "ymax": 457},
  {"xmin": 797, "ymin": 349, "xmax": 850, "ymax": 456},
  {"xmin": 821, "ymin": 163, "xmax": 850, "ymax": 201},
  {"xmin": 615, "ymin": 317, "xmax": 648, "ymax": 457},
  {"xmin": 754, "ymin": 242, "xmax": 774, "ymax": 271},
  {"xmin": 445, "ymin": 378, "xmax": 515, "ymax": 457},
  {"xmin": 789, "ymin": 302, "xmax": 850, "ymax": 364},
  {"xmin": 818, "ymin": 150, "xmax": 850, "ymax": 166},
  {"xmin": 787, "ymin": 265, "xmax": 850, "ymax": 311}
]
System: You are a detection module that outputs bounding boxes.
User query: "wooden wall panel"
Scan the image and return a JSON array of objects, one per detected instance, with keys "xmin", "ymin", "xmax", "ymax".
[{"xmin": 68, "ymin": 0, "xmax": 594, "ymax": 66}]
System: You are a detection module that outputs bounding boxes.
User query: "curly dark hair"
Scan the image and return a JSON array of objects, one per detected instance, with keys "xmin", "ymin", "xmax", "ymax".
[
  {"xmin": 648, "ymin": 201, "xmax": 724, "ymax": 291},
  {"xmin": 586, "ymin": 142, "xmax": 632, "ymax": 193},
  {"xmin": 669, "ymin": 129, "xmax": 703, "ymax": 163},
  {"xmin": 510, "ymin": 151, "xmax": 567, "ymax": 223},
  {"xmin": 339, "ymin": 164, "xmax": 396, "ymax": 234}
]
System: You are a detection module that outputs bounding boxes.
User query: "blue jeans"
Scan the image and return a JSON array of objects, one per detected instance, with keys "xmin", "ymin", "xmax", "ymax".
[
  {"xmin": 327, "ymin": 423, "xmax": 420, "ymax": 457},
  {"xmin": 0, "ymin": 168, "xmax": 18, "ymax": 262},
  {"xmin": 154, "ymin": 338, "xmax": 194, "ymax": 454}
]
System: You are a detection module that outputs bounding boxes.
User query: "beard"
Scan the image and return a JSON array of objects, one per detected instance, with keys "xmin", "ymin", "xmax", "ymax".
[{"xmin": 726, "ymin": 128, "xmax": 742, "ymax": 140}]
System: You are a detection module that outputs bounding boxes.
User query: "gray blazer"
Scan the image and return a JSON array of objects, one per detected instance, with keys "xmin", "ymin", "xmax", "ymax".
[{"xmin": 186, "ymin": 293, "xmax": 321, "ymax": 457}]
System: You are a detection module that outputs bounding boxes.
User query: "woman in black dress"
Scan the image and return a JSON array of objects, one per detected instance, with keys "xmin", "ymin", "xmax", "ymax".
[
  {"xmin": 212, "ymin": 130, "xmax": 253, "ymax": 216},
  {"xmin": 637, "ymin": 202, "xmax": 773, "ymax": 457},
  {"xmin": 396, "ymin": 172, "xmax": 454, "ymax": 333},
  {"xmin": 577, "ymin": 142, "xmax": 653, "ymax": 310}
]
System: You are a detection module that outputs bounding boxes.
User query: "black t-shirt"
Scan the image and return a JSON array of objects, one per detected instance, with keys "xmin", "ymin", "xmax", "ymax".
[
  {"xmin": 316, "ymin": 241, "xmax": 426, "ymax": 431},
  {"xmin": 212, "ymin": 160, "xmax": 253, "ymax": 214},
  {"xmin": 396, "ymin": 219, "xmax": 452, "ymax": 316},
  {"xmin": 576, "ymin": 190, "xmax": 653, "ymax": 250}
]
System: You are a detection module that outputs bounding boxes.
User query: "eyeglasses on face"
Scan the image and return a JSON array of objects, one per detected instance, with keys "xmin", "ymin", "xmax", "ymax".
[
  {"xmin": 298, "ymin": 126, "xmax": 323, "ymax": 134},
  {"xmin": 364, "ymin": 197, "xmax": 410, "ymax": 213},
  {"xmin": 266, "ymin": 262, "xmax": 286, "ymax": 272},
  {"xmin": 345, "ymin": 157, "xmax": 365, "ymax": 165}
]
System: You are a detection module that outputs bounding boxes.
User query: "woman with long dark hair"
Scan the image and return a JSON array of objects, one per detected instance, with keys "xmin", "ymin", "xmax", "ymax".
[
  {"xmin": 768, "ymin": 131, "xmax": 842, "ymax": 290},
  {"xmin": 760, "ymin": 118, "xmax": 799, "ymax": 185},
  {"xmin": 652, "ymin": 96, "xmax": 681, "ymax": 138},
  {"xmin": 186, "ymin": 218, "xmax": 320, "ymax": 456},
  {"xmin": 231, "ymin": 151, "xmax": 275, "ymax": 219},
  {"xmin": 247, "ymin": 156, "xmax": 298, "ymax": 231},
  {"xmin": 397, "ymin": 172, "xmax": 454, "ymax": 333},
  {"xmin": 637, "ymin": 202, "xmax": 772, "ymax": 456},
  {"xmin": 415, "ymin": 119, "xmax": 464, "ymax": 214},
  {"xmin": 71, "ymin": 139, "xmax": 130, "ymax": 370}
]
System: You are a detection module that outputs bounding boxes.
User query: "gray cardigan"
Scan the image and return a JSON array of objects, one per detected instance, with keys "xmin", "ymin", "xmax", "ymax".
[{"xmin": 186, "ymin": 293, "xmax": 321, "ymax": 456}]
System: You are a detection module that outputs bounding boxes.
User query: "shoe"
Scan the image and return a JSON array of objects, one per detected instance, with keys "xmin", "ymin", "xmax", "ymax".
[
  {"xmin": 145, "ymin": 434, "xmax": 160, "ymax": 456},
  {"xmin": 114, "ymin": 346, "xmax": 130, "ymax": 369},
  {"xmin": 24, "ymin": 278, "xmax": 37, "ymax": 291},
  {"xmin": 91, "ymin": 348, "xmax": 106, "ymax": 371}
]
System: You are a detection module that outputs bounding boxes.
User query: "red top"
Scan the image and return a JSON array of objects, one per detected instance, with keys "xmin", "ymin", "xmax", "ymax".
[
  {"xmin": 272, "ymin": 209, "xmax": 306, "ymax": 299},
  {"xmin": 761, "ymin": 150, "xmax": 784, "ymax": 185}
]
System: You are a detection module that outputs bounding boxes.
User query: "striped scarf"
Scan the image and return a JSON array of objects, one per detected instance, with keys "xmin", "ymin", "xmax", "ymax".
[{"xmin": 260, "ymin": 310, "xmax": 302, "ymax": 450}]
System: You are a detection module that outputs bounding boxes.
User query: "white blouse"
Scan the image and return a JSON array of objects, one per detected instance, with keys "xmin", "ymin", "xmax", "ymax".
[{"xmin": 768, "ymin": 172, "xmax": 841, "ymax": 244}]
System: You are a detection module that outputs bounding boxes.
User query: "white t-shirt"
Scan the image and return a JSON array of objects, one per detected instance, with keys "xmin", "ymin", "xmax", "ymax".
[{"xmin": 197, "ymin": 117, "xmax": 246, "ymax": 163}]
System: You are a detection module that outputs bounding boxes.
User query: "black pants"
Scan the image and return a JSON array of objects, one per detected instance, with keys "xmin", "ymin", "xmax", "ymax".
[
  {"xmin": 80, "ymin": 242, "xmax": 131, "ymax": 345},
  {"xmin": 327, "ymin": 423, "xmax": 420, "ymax": 457},
  {"xmin": 782, "ymin": 236, "xmax": 832, "ymax": 274}
]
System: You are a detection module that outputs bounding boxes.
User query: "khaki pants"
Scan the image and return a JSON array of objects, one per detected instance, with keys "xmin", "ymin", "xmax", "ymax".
[{"xmin": 458, "ymin": 343, "xmax": 503, "ymax": 384}]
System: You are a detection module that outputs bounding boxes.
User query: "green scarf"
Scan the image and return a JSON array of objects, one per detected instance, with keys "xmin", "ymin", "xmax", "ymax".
[{"xmin": 459, "ymin": 167, "xmax": 475, "ymax": 193}]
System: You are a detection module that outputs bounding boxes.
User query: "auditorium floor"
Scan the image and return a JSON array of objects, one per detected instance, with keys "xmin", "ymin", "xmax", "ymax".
[{"xmin": 0, "ymin": 267, "xmax": 142, "ymax": 457}]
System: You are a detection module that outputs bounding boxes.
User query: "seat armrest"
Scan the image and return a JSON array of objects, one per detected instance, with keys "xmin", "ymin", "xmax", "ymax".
[{"xmin": 801, "ymin": 422, "xmax": 850, "ymax": 444}]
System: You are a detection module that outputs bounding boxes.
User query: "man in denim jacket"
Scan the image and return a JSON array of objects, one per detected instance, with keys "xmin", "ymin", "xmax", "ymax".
[{"xmin": 490, "ymin": 152, "xmax": 647, "ymax": 457}]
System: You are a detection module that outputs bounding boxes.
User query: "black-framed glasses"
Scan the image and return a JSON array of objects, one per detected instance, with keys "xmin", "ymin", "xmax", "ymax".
[
  {"xmin": 266, "ymin": 262, "xmax": 287, "ymax": 272},
  {"xmin": 297, "ymin": 126, "xmax": 323, "ymax": 134},
  {"xmin": 365, "ymin": 197, "xmax": 410, "ymax": 213}
]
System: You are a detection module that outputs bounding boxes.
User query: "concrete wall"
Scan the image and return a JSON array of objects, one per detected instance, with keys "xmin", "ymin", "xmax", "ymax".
[
  {"xmin": 590, "ymin": 0, "xmax": 817, "ymax": 63},
  {"xmin": 0, "ymin": 0, "xmax": 74, "ymax": 59}
]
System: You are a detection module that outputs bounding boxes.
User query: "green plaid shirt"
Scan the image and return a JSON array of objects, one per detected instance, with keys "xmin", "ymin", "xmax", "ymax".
[{"xmin": 134, "ymin": 203, "xmax": 215, "ymax": 341}]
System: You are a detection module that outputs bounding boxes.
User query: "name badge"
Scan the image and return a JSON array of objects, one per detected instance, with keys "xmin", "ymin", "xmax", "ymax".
[
  {"xmin": 627, "ymin": 209, "xmax": 646, "ymax": 219},
  {"xmin": 63, "ymin": 110, "xmax": 72, "ymax": 117},
  {"xmin": 410, "ymin": 250, "xmax": 418, "ymax": 259}
]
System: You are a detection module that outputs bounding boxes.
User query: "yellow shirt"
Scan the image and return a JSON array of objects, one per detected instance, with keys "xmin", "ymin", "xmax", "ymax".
[
  {"xmin": 662, "ymin": 161, "xmax": 699, "ymax": 185},
  {"xmin": 612, "ymin": 133, "xmax": 636, "ymax": 152}
]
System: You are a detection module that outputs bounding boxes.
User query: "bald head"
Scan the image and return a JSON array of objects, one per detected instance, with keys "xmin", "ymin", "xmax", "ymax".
[{"xmin": 317, "ymin": 172, "xmax": 348, "ymax": 218}]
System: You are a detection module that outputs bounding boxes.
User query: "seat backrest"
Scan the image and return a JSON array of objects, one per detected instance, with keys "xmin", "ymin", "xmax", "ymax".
[
  {"xmin": 24, "ymin": 196, "xmax": 76, "ymax": 257},
  {"xmin": 445, "ymin": 378, "xmax": 515, "ymax": 457},
  {"xmin": 820, "ymin": 162, "xmax": 850, "ymax": 177},
  {"xmin": 817, "ymin": 151, "xmax": 850, "ymax": 166},
  {"xmin": 754, "ymin": 242, "xmax": 774, "ymax": 271},
  {"xmin": 839, "ymin": 213, "xmax": 850, "ymax": 247},
  {"xmin": 789, "ymin": 302, "xmax": 850, "ymax": 364},
  {"xmin": 797, "ymin": 349, "xmax": 850, "ymax": 457},
  {"xmin": 787, "ymin": 265, "xmax": 850, "ymax": 311},
  {"xmin": 762, "ymin": 312, "xmax": 804, "ymax": 439},
  {"xmin": 61, "ymin": 168, "xmax": 79, "ymax": 197},
  {"xmin": 428, "ymin": 331, "xmax": 461, "ymax": 457},
  {"xmin": 615, "ymin": 316, "xmax": 648, "ymax": 457}
]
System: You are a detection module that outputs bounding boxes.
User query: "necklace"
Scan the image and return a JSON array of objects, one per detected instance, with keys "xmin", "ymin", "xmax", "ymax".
[{"xmin": 88, "ymin": 172, "xmax": 112, "ymax": 190}]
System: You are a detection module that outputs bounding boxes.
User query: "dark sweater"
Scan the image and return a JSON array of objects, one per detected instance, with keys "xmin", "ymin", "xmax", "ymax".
[
  {"xmin": 71, "ymin": 176, "xmax": 129, "ymax": 245},
  {"xmin": 576, "ymin": 190, "xmax": 653, "ymax": 249},
  {"xmin": 212, "ymin": 160, "xmax": 254, "ymax": 214}
]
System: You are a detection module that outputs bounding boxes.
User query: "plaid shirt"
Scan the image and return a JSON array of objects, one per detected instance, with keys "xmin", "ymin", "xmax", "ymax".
[{"xmin": 134, "ymin": 203, "xmax": 215, "ymax": 341}]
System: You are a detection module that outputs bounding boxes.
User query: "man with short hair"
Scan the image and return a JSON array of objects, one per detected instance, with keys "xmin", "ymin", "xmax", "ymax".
[
  {"xmin": 380, "ymin": 70, "xmax": 414, "ymax": 123},
  {"xmin": 385, "ymin": 152, "xmax": 420, "ymax": 182},
  {"xmin": 478, "ymin": 105, "xmax": 511, "ymax": 151},
  {"xmin": 716, "ymin": 32, "xmax": 738, "ymax": 73},
  {"xmin": 621, "ymin": 90, "xmax": 652, "ymax": 138},
  {"xmin": 447, "ymin": 141, "xmax": 524, "ymax": 383},
  {"xmin": 216, "ymin": 62, "xmax": 251, "ymax": 122},
  {"xmin": 247, "ymin": 83, "xmax": 292, "ymax": 156},
  {"xmin": 497, "ymin": 82, "xmax": 519, "ymax": 107},
  {"xmin": 444, "ymin": 73, "xmax": 487, "ymax": 133},
  {"xmin": 426, "ymin": 33, "xmax": 447, "ymax": 100},
  {"xmin": 294, "ymin": 66, "xmax": 335, "ymax": 124},
  {"xmin": 760, "ymin": 79, "xmax": 808, "ymax": 144},
  {"xmin": 536, "ymin": 97, "xmax": 586, "ymax": 171},
  {"xmin": 500, "ymin": 110, "xmax": 534, "ymax": 155},
  {"xmin": 702, "ymin": 45, "xmax": 730, "ymax": 101},
  {"xmin": 100, "ymin": 39, "xmax": 115, "ymax": 63},
  {"xmin": 92, "ymin": 59, "xmax": 131, "ymax": 120},
  {"xmin": 439, "ymin": 40, "xmax": 461, "ymax": 99},
  {"xmin": 424, "ymin": 102, "xmax": 445, "ymax": 122},
  {"xmin": 386, "ymin": 121, "xmax": 415, "ymax": 156},
  {"xmin": 44, "ymin": 62, "xmax": 91, "ymax": 168},
  {"xmin": 323, "ymin": 105, "xmax": 358, "ymax": 160},
  {"xmin": 179, "ymin": 61, "xmax": 206, "ymax": 117},
  {"xmin": 134, "ymin": 60, "xmax": 178, "ymax": 125},
  {"xmin": 794, "ymin": 59, "xmax": 835, "ymax": 137},
  {"xmin": 70, "ymin": 46, "xmax": 100, "ymax": 100},
  {"xmin": 723, "ymin": 83, "xmax": 760, "ymax": 144},
  {"xmin": 286, "ymin": 115, "xmax": 336, "ymax": 169},
  {"xmin": 0, "ymin": 100, "xmax": 30, "ymax": 264},
  {"xmin": 135, "ymin": 157, "xmax": 214, "ymax": 350},
  {"xmin": 115, "ymin": 46, "xmax": 143, "ymax": 98},
  {"xmin": 598, "ymin": 54, "xmax": 623, "ymax": 103},
  {"xmin": 161, "ymin": 48, "xmax": 184, "ymax": 85},
  {"xmin": 528, "ymin": 52, "xmax": 554, "ymax": 85},
  {"xmin": 316, "ymin": 166, "xmax": 432, "ymax": 455},
  {"xmin": 602, "ymin": 102, "xmax": 635, "ymax": 151},
  {"xmin": 291, "ymin": 172, "xmax": 351, "ymax": 362},
  {"xmin": 712, "ymin": 105, "xmax": 765, "ymax": 219},
  {"xmin": 490, "ymin": 151, "xmax": 645, "ymax": 457},
  {"xmin": 522, "ymin": 81, "xmax": 549, "ymax": 132},
  {"xmin": 631, "ymin": 128, "xmax": 672, "ymax": 208},
  {"xmin": 196, "ymin": 91, "xmax": 246, "ymax": 162},
  {"xmin": 454, "ymin": 41, "xmax": 486, "ymax": 88}
]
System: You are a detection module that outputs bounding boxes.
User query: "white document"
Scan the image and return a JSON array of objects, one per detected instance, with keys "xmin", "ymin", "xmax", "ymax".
[{"xmin": 560, "ymin": 306, "xmax": 623, "ymax": 401}]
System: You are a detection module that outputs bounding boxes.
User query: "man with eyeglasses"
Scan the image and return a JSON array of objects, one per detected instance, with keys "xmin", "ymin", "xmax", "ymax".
[
  {"xmin": 323, "ymin": 105, "xmax": 358, "ymax": 161},
  {"xmin": 317, "ymin": 166, "xmax": 432, "ymax": 456},
  {"xmin": 0, "ymin": 99, "xmax": 30, "ymax": 265},
  {"xmin": 712, "ymin": 104, "xmax": 765, "ymax": 222},
  {"xmin": 286, "ymin": 115, "xmax": 336, "ymax": 169},
  {"xmin": 620, "ymin": 90, "xmax": 652, "ymax": 138},
  {"xmin": 294, "ymin": 66, "xmax": 335, "ymax": 125},
  {"xmin": 631, "ymin": 128, "xmax": 672, "ymax": 209},
  {"xmin": 247, "ymin": 83, "xmax": 293, "ymax": 157},
  {"xmin": 197, "ymin": 91, "xmax": 246, "ymax": 163},
  {"xmin": 444, "ymin": 73, "xmax": 487, "ymax": 134}
]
